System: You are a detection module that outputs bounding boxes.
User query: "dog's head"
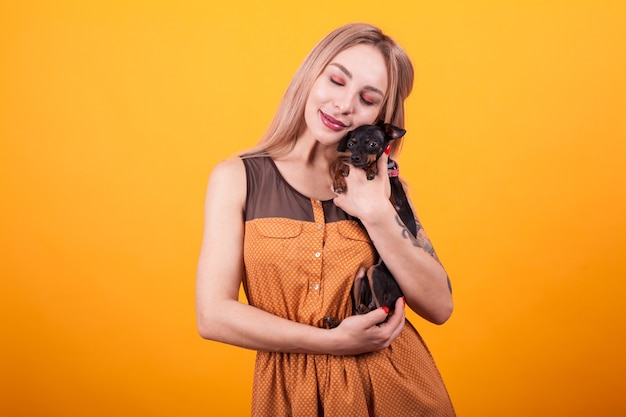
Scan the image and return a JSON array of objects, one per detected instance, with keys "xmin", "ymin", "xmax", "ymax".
[{"xmin": 336, "ymin": 122, "xmax": 406, "ymax": 168}]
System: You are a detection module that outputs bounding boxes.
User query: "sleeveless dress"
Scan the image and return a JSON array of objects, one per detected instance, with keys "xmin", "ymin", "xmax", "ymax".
[{"xmin": 242, "ymin": 156, "xmax": 455, "ymax": 417}]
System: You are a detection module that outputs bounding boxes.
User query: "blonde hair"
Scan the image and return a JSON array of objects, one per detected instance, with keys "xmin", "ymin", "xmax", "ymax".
[{"xmin": 241, "ymin": 23, "xmax": 414, "ymax": 158}]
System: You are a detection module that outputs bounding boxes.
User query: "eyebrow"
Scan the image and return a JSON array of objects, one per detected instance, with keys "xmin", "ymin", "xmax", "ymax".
[{"xmin": 329, "ymin": 62, "xmax": 385, "ymax": 97}]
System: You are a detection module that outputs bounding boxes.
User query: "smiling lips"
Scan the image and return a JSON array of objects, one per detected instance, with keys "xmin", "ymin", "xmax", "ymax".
[{"xmin": 320, "ymin": 111, "xmax": 348, "ymax": 132}]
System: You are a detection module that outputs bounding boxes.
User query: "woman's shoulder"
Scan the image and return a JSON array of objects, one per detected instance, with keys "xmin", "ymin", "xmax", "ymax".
[
  {"xmin": 211, "ymin": 155, "xmax": 273, "ymax": 177},
  {"xmin": 206, "ymin": 157, "xmax": 247, "ymax": 203},
  {"xmin": 211, "ymin": 157, "xmax": 245, "ymax": 177}
]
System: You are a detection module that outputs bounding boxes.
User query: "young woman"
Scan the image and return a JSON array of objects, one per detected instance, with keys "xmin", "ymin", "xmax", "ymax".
[{"xmin": 196, "ymin": 23, "xmax": 455, "ymax": 416}]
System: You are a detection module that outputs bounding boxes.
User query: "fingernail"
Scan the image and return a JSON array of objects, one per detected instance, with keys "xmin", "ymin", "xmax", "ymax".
[
  {"xmin": 382, "ymin": 306, "xmax": 390, "ymax": 314},
  {"xmin": 402, "ymin": 297, "xmax": 406, "ymax": 306},
  {"xmin": 384, "ymin": 145, "xmax": 391, "ymax": 155}
]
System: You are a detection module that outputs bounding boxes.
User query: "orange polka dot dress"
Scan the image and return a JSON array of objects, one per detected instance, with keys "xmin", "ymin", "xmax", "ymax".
[{"xmin": 242, "ymin": 157, "xmax": 455, "ymax": 416}]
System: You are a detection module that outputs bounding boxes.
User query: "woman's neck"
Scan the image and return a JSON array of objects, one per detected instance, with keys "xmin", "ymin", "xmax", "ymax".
[{"xmin": 272, "ymin": 136, "xmax": 338, "ymax": 201}]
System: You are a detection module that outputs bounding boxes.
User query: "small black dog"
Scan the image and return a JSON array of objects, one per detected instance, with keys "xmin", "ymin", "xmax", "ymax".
[
  {"xmin": 325, "ymin": 122, "xmax": 418, "ymax": 328},
  {"xmin": 332, "ymin": 123, "xmax": 404, "ymax": 193}
]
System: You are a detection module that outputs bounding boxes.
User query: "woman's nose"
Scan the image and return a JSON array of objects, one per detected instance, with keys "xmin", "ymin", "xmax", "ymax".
[{"xmin": 333, "ymin": 93, "xmax": 354, "ymax": 114}]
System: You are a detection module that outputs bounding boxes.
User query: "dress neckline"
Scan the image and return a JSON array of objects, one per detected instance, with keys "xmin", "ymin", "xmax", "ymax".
[{"xmin": 267, "ymin": 157, "xmax": 335, "ymax": 204}]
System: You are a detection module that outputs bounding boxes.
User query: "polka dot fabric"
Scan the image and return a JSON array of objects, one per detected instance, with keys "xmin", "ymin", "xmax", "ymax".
[{"xmin": 242, "ymin": 157, "xmax": 455, "ymax": 416}]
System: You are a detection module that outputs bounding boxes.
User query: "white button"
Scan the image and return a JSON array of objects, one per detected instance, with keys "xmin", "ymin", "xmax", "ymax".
[
  {"xmin": 314, "ymin": 252, "xmax": 321, "ymax": 258},
  {"xmin": 312, "ymin": 283, "xmax": 319, "ymax": 290},
  {"xmin": 314, "ymin": 200, "xmax": 321, "ymax": 205},
  {"xmin": 317, "ymin": 224, "xmax": 323, "ymax": 230}
]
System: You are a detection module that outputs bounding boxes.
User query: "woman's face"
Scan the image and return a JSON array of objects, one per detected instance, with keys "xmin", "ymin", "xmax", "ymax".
[{"xmin": 303, "ymin": 44, "xmax": 388, "ymax": 146}]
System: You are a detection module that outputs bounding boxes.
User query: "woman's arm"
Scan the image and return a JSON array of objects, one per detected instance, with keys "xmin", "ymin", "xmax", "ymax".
[
  {"xmin": 333, "ymin": 154, "xmax": 453, "ymax": 325},
  {"xmin": 195, "ymin": 158, "xmax": 406, "ymax": 355}
]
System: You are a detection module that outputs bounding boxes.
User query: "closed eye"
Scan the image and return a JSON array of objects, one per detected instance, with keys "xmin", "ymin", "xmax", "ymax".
[
  {"xmin": 360, "ymin": 96, "xmax": 375, "ymax": 106},
  {"xmin": 330, "ymin": 76, "xmax": 344, "ymax": 86}
]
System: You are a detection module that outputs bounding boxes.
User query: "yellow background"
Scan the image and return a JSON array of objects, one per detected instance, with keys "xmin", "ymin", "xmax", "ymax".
[{"xmin": 2, "ymin": 1, "xmax": 625, "ymax": 416}]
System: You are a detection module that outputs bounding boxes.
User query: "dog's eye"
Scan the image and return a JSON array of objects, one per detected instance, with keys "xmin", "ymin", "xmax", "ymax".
[
  {"xmin": 347, "ymin": 141, "xmax": 354, "ymax": 148},
  {"xmin": 369, "ymin": 142, "xmax": 378, "ymax": 148}
]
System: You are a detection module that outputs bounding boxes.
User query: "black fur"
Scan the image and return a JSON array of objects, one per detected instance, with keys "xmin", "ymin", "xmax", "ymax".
[{"xmin": 324, "ymin": 122, "xmax": 417, "ymax": 328}]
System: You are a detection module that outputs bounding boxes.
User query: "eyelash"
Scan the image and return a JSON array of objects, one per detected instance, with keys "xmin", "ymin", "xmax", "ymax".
[
  {"xmin": 360, "ymin": 96, "xmax": 375, "ymax": 106},
  {"xmin": 329, "ymin": 77, "xmax": 376, "ymax": 107}
]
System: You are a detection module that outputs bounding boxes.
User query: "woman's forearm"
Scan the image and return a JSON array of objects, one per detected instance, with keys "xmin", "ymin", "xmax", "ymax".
[
  {"xmin": 197, "ymin": 298, "xmax": 333, "ymax": 354},
  {"xmin": 360, "ymin": 201, "xmax": 453, "ymax": 324},
  {"xmin": 196, "ymin": 296, "xmax": 405, "ymax": 356}
]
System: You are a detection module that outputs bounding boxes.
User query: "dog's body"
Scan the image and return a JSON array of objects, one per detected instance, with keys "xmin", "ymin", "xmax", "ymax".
[{"xmin": 325, "ymin": 122, "xmax": 417, "ymax": 328}]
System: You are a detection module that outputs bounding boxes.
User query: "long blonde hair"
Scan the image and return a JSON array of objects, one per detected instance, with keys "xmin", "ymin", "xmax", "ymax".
[{"xmin": 242, "ymin": 23, "xmax": 414, "ymax": 158}]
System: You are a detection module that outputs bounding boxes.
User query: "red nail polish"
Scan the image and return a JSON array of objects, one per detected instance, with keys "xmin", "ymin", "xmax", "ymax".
[
  {"xmin": 402, "ymin": 297, "xmax": 406, "ymax": 306},
  {"xmin": 382, "ymin": 306, "xmax": 390, "ymax": 314},
  {"xmin": 384, "ymin": 145, "xmax": 391, "ymax": 155}
]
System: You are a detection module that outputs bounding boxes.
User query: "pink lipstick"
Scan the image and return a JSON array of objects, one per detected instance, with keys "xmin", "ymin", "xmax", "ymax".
[{"xmin": 320, "ymin": 111, "xmax": 347, "ymax": 132}]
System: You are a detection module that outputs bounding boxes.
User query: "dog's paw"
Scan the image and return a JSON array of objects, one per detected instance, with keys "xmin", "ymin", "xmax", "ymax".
[
  {"xmin": 323, "ymin": 316, "xmax": 341, "ymax": 329},
  {"xmin": 366, "ymin": 168, "xmax": 378, "ymax": 180},
  {"xmin": 355, "ymin": 304, "xmax": 372, "ymax": 315},
  {"xmin": 333, "ymin": 180, "xmax": 346, "ymax": 194}
]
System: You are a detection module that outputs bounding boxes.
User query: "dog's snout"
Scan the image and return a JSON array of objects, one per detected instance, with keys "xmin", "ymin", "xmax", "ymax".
[{"xmin": 351, "ymin": 155, "xmax": 362, "ymax": 162}]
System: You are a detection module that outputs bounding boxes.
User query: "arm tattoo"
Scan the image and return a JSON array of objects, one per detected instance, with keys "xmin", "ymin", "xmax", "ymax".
[
  {"xmin": 394, "ymin": 214, "xmax": 437, "ymax": 260},
  {"xmin": 394, "ymin": 211, "xmax": 453, "ymax": 294},
  {"xmin": 395, "ymin": 214, "xmax": 416, "ymax": 244}
]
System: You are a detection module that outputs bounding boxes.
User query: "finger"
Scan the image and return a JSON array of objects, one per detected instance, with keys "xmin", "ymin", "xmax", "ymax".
[
  {"xmin": 395, "ymin": 296, "xmax": 405, "ymax": 314},
  {"xmin": 362, "ymin": 306, "xmax": 391, "ymax": 328},
  {"xmin": 378, "ymin": 149, "xmax": 389, "ymax": 172},
  {"xmin": 386, "ymin": 298, "xmax": 406, "ymax": 327},
  {"xmin": 378, "ymin": 152, "xmax": 392, "ymax": 197}
]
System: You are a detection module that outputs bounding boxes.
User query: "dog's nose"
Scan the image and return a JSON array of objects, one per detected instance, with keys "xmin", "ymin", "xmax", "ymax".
[{"xmin": 351, "ymin": 155, "xmax": 361, "ymax": 163}]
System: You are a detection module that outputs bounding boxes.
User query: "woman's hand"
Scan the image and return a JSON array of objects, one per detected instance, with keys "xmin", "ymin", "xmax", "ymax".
[
  {"xmin": 332, "ymin": 152, "xmax": 392, "ymax": 221},
  {"xmin": 327, "ymin": 297, "xmax": 405, "ymax": 356}
]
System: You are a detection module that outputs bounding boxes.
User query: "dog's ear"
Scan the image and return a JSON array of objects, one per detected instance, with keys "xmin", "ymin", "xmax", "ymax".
[
  {"xmin": 381, "ymin": 123, "xmax": 407, "ymax": 141},
  {"xmin": 336, "ymin": 131, "xmax": 353, "ymax": 152}
]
